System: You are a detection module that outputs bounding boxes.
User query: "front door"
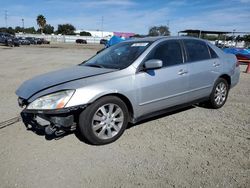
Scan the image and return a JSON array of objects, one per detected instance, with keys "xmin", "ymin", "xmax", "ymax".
[{"xmin": 135, "ymin": 40, "xmax": 189, "ymax": 116}]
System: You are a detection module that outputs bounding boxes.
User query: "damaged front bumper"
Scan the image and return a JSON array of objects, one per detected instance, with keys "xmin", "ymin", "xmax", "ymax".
[{"xmin": 20, "ymin": 105, "xmax": 86, "ymax": 136}]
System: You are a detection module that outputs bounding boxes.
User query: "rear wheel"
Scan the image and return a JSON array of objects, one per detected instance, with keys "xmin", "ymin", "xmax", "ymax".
[
  {"xmin": 207, "ymin": 78, "xmax": 229, "ymax": 109},
  {"xmin": 79, "ymin": 96, "xmax": 129, "ymax": 145}
]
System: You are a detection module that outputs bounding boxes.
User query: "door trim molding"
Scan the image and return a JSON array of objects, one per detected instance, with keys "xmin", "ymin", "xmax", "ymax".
[{"xmin": 139, "ymin": 85, "xmax": 211, "ymax": 106}]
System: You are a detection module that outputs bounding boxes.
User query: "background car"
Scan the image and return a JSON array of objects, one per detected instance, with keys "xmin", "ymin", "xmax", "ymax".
[
  {"xmin": 12, "ymin": 37, "xmax": 20, "ymax": 47},
  {"xmin": 76, "ymin": 39, "xmax": 87, "ymax": 44},
  {"xmin": 100, "ymin": 39, "xmax": 107, "ymax": 45},
  {"xmin": 34, "ymin": 38, "xmax": 42, "ymax": 45},
  {"xmin": 25, "ymin": 37, "xmax": 37, "ymax": 44},
  {"xmin": 39, "ymin": 38, "xmax": 50, "ymax": 44},
  {"xmin": 25, "ymin": 37, "xmax": 42, "ymax": 45},
  {"xmin": 0, "ymin": 32, "xmax": 20, "ymax": 47},
  {"xmin": 17, "ymin": 37, "xmax": 31, "ymax": 45}
]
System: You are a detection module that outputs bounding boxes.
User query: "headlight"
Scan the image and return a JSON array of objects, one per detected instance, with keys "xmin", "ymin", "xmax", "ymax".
[{"xmin": 27, "ymin": 90, "xmax": 75, "ymax": 110}]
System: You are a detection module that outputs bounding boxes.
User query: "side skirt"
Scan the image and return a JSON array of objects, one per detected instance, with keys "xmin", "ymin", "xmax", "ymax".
[{"xmin": 131, "ymin": 97, "xmax": 209, "ymax": 124}]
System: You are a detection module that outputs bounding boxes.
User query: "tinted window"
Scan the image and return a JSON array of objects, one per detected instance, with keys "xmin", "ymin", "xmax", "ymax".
[
  {"xmin": 208, "ymin": 46, "xmax": 218, "ymax": 59},
  {"xmin": 184, "ymin": 40, "xmax": 210, "ymax": 62},
  {"xmin": 147, "ymin": 40, "xmax": 183, "ymax": 67}
]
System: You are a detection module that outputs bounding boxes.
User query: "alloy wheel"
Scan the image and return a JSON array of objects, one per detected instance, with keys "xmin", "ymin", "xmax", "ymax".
[
  {"xmin": 91, "ymin": 103, "xmax": 124, "ymax": 140},
  {"xmin": 214, "ymin": 82, "xmax": 227, "ymax": 106}
]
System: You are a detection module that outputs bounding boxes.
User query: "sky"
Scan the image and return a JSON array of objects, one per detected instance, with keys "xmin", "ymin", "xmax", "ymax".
[{"xmin": 1, "ymin": 0, "xmax": 250, "ymax": 35}]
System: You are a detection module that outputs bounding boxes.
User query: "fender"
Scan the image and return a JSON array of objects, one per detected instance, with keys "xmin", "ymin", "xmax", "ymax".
[{"xmin": 66, "ymin": 89, "xmax": 120, "ymax": 107}]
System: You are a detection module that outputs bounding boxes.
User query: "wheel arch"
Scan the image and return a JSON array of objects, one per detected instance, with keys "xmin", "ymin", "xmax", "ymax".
[
  {"xmin": 219, "ymin": 74, "xmax": 231, "ymax": 87},
  {"xmin": 93, "ymin": 93, "xmax": 134, "ymax": 123}
]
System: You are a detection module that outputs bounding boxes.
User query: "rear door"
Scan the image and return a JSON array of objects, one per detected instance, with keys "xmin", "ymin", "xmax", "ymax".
[
  {"xmin": 183, "ymin": 39, "xmax": 221, "ymax": 100},
  {"xmin": 135, "ymin": 40, "xmax": 189, "ymax": 116}
]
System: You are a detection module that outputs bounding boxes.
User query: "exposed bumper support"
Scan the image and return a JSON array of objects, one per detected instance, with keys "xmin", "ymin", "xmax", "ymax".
[{"xmin": 20, "ymin": 105, "xmax": 87, "ymax": 135}]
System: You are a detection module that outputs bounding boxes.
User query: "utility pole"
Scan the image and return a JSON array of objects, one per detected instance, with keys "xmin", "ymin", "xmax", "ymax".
[
  {"xmin": 232, "ymin": 29, "xmax": 236, "ymax": 38},
  {"xmin": 4, "ymin": 10, "xmax": 8, "ymax": 28},
  {"xmin": 167, "ymin": 20, "xmax": 170, "ymax": 36},
  {"xmin": 101, "ymin": 16, "xmax": 104, "ymax": 38},
  {"xmin": 22, "ymin": 18, "xmax": 24, "ymax": 33}
]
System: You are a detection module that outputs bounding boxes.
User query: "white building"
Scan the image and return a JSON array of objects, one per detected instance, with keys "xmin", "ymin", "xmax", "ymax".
[{"xmin": 75, "ymin": 29, "xmax": 113, "ymax": 38}]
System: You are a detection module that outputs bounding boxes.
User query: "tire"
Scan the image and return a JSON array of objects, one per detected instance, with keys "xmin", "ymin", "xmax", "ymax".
[
  {"xmin": 78, "ymin": 96, "xmax": 129, "ymax": 145},
  {"xmin": 5, "ymin": 40, "xmax": 12, "ymax": 47},
  {"xmin": 207, "ymin": 78, "xmax": 229, "ymax": 109},
  {"xmin": 7, "ymin": 42, "xmax": 13, "ymax": 47}
]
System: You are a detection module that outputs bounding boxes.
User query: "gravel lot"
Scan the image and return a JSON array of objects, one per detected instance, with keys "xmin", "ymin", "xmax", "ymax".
[{"xmin": 0, "ymin": 44, "xmax": 249, "ymax": 188}]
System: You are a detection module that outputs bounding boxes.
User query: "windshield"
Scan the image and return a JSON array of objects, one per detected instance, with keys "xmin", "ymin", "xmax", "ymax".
[{"xmin": 82, "ymin": 41, "xmax": 151, "ymax": 69}]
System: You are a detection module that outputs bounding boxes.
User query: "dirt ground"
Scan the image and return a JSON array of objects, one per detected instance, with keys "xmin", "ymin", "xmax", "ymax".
[{"xmin": 0, "ymin": 44, "xmax": 249, "ymax": 188}]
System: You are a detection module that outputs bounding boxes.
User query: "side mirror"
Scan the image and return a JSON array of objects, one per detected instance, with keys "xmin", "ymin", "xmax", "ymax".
[{"xmin": 144, "ymin": 59, "xmax": 163, "ymax": 70}]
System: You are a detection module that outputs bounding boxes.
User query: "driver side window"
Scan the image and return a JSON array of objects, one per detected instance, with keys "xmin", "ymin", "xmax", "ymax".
[{"xmin": 147, "ymin": 40, "xmax": 183, "ymax": 67}]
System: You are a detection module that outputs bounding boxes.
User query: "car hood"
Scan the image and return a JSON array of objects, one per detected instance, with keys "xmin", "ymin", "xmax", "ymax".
[{"xmin": 16, "ymin": 65, "xmax": 115, "ymax": 99}]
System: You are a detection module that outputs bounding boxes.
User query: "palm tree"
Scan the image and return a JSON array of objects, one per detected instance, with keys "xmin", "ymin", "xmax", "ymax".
[{"xmin": 36, "ymin": 15, "xmax": 46, "ymax": 34}]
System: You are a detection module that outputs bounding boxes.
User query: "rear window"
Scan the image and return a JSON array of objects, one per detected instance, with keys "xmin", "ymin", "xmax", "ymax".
[{"xmin": 184, "ymin": 39, "xmax": 210, "ymax": 62}]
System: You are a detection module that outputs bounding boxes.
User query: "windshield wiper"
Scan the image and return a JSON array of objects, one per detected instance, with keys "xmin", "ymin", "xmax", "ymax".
[
  {"xmin": 78, "ymin": 60, "xmax": 86, "ymax": 65},
  {"xmin": 84, "ymin": 64, "xmax": 120, "ymax": 70}
]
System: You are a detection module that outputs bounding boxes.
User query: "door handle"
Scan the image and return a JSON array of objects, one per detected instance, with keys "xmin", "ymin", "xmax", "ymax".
[
  {"xmin": 178, "ymin": 69, "xmax": 188, "ymax": 75},
  {"xmin": 213, "ymin": 62, "xmax": 220, "ymax": 67}
]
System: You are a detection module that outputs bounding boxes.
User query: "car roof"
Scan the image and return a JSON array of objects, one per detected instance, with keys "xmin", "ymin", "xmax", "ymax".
[{"xmin": 125, "ymin": 36, "xmax": 209, "ymax": 43}]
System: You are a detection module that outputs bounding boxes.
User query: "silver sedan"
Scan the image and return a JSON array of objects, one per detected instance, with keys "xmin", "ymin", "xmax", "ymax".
[{"xmin": 16, "ymin": 36, "xmax": 240, "ymax": 145}]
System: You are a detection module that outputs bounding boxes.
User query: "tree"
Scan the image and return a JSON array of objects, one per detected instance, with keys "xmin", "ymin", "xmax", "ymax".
[
  {"xmin": 185, "ymin": 32, "xmax": 198, "ymax": 38},
  {"xmin": 133, "ymin": 34, "xmax": 145, "ymax": 38},
  {"xmin": 57, "ymin": 24, "xmax": 76, "ymax": 35},
  {"xmin": 24, "ymin": 27, "xmax": 37, "ymax": 34},
  {"xmin": 202, "ymin": 34, "xmax": 218, "ymax": 41},
  {"xmin": 15, "ymin": 26, "xmax": 23, "ymax": 33},
  {"xmin": 243, "ymin": 35, "xmax": 250, "ymax": 42},
  {"xmin": 0, "ymin": 27, "xmax": 15, "ymax": 35},
  {"xmin": 36, "ymin": 14, "xmax": 46, "ymax": 34},
  {"xmin": 80, "ymin": 31, "xmax": 91, "ymax": 36},
  {"xmin": 38, "ymin": 24, "xmax": 54, "ymax": 34},
  {"xmin": 243, "ymin": 35, "xmax": 250, "ymax": 47},
  {"xmin": 148, "ymin": 25, "xmax": 170, "ymax": 36},
  {"xmin": 225, "ymin": 35, "xmax": 234, "ymax": 41},
  {"xmin": 235, "ymin": 35, "xmax": 243, "ymax": 42}
]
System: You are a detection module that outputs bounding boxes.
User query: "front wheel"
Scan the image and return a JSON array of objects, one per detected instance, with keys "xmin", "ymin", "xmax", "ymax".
[
  {"xmin": 78, "ymin": 96, "xmax": 129, "ymax": 145},
  {"xmin": 6, "ymin": 40, "xmax": 13, "ymax": 47},
  {"xmin": 207, "ymin": 78, "xmax": 229, "ymax": 109}
]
